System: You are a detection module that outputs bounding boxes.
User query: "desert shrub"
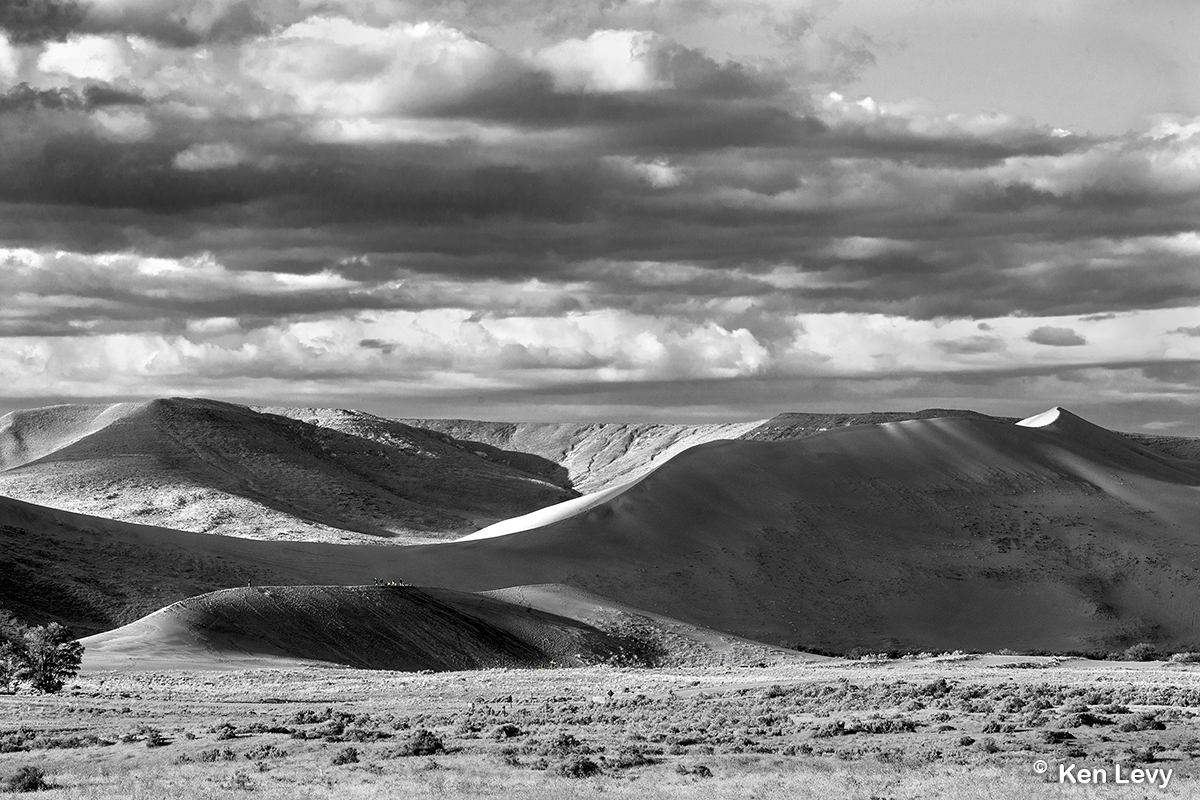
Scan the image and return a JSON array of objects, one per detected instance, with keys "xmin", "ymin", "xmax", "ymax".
[
  {"xmin": 856, "ymin": 717, "xmax": 917, "ymax": 735},
  {"xmin": 397, "ymin": 729, "xmax": 443, "ymax": 756},
  {"xmin": 492, "ymin": 724, "xmax": 521, "ymax": 740},
  {"xmin": 1117, "ymin": 713, "xmax": 1166, "ymax": 733},
  {"xmin": 290, "ymin": 707, "xmax": 334, "ymax": 725},
  {"xmin": 1063, "ymin": 712, "xmax": 1111, "ymax": 728},
  {"xmin": 607, "ymin": 745, "xmax": 659, "ymax": 769},
  {"xmin": 1040, "ymin": 730, "xmax": 1075, "ymax": 744},
  {"xmin": 332, "ymin": 747, "xmax": 359, "ymax": 765},
  {"xmin": 546, "ymin": 733, "xmax": 585, "ymax": 754},
  {"xmin": 957, "ymin": 736, "xmax": 975, "ymax": 747},
  {"xmin": 221, "ymin": 770, "xmax": 255, "ymax": 792},
  {"xmin": 975, "ymin": 737, "xmax": 1000, "ymax": 754},
  {"xmin": 213, "ymin": 723, "xmax": 239, "ymax": 741},
  {"xmin": 143, "ymin": 728, "xmax": 170, "ymax": 748},
  {"xmin": 243, "ymin": 743, "xmax": 287, "ymax": 760},
  {"xmin": 1122, "ymin": 642, "xmax": 1162, "ymax": 662},
  {"xmin": 811, "ymin": 721, "xmax": 847, "ymax": 738},
  {"xmin": 3, "ymin": 766, "xmax": 49, "ymax": 793},
  {"xmin": 675, "ymin": 764, "xmax": 713, "ymax": 777},
  {"xmin": 1170, "ymin": 652, "xmax": 1200, "ymax": 663},
  {"xmin": 197, "ymin": 747, "xmax": 237, "ymax": 762},
  {"xmin": 557, "ymin": 755, "xmax": 601, "ymax": 778}
]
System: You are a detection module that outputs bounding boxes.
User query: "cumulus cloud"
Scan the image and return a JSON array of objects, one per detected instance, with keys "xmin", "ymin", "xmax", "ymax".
[
  {"xmin": 1027, "ymin": 326, "xmax": 1087, "ymax": 347},
  {"xmin": 0, "ymin": 2, "xmax": 1198, "ymax": 426}
]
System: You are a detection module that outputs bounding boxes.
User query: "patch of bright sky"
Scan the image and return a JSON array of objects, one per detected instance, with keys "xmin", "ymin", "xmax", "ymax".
[{"xmin": 816, "ymin": 0, "xmax": 1200, "ymax": 135}]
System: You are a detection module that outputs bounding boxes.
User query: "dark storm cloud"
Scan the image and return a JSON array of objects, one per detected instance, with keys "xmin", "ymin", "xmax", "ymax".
[
  {"xmin": 0, "ymin": 0, "xmax": 84, "ymax": 44},
  {"xmin": 1027, "ymin": 326, "xmax": 1087, "ymax": 347},
  {"xmin": 1170, "ymin": 326, "xmax": 1200, "ymax": 336},
  {"xmin": 1, "ymin": 4, "xmax": 1199, "ymax": 354},
  {"xmin": 0, "ymin": 83, "xmax": 147, "ymax": 113}
]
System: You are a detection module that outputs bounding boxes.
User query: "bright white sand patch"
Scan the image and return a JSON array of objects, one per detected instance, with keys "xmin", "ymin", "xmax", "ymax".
[
  {"xmin": 1016, "ymin": 407, "xmax": 1063, "ymax": 427},
  {"xmin": 454, "ymin": 478, "xmax": 642, "ymax": 541}
]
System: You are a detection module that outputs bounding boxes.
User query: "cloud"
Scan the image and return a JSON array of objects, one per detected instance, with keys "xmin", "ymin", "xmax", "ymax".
[
  {"xmin": 172, "ymin": 141, "xmax": 253, "ymax": 171},
  {"xmin": 0, "ymin": 0, "xmax": 85, "ymax": 44},
  {"xmin": 934, "ymin": 336, "xmax": 1005, "ymax": 355},
  {"xmin": 0, "ymin": 5, "xmax": 1199, "ymax": 428},
  {"xmin": 1026, "ymin": 326, "xmax": 1087, "ymax": 347},
  {"xmin": 1170, "ymin": 325, "xmax": 1200, "ymax": 336}
]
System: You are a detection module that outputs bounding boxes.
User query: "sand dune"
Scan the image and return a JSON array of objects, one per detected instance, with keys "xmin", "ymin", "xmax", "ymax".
[
  {"xmin": 383, "ymin": 409, "xmax": 1200, "ymax": 653},
  {"xmin": 80, "ymin": 583, "xmax": 800, "ymax": 671},
  {"xmin": 9, "ymin": 405, "xmax": 1200, "ymax": 658},
  {"xmin": 0, "ymin": 398, "xmax": 574, "ymax": 544},
  {"xmin": 395, "ymin": 418, "xmax": 768, "ymax": 492},
  {"xmin": 79, "ymin": 585, "xmax": 618, "ymax": 671}
]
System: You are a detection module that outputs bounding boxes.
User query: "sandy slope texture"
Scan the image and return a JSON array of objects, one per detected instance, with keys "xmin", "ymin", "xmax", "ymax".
[
  {"xmin": 79, "ymin": 584, "xmax": 631, "ymax": 671},
  {"xmin": 395, "ymin": 418, "xmax": 767, "ymax": 492},
  {"xmin": 0, "ymin": 398, "xmax": 574, "ymax": 543},
  {"xmin": 9, "ymin": 407, "xmax": 1200, "ymax": 655},
  {"xmin": 79, "ymin": 583, "xmax": 803, "ymax": 672},
  {"xmin": 381, "ymin": 408, "xmax": 1200, "ymax": 654}
]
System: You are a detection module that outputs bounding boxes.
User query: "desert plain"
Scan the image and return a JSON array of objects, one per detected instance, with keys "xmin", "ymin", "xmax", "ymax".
[{"xmin": 3, "ymin": 398, "xmax": 1200, "ymax": 798}]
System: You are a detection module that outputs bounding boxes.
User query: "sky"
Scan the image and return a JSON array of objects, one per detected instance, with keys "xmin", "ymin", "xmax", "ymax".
[{"xmin": 1, "ymin": 0, "xmax": 1198, "ymax": 432}]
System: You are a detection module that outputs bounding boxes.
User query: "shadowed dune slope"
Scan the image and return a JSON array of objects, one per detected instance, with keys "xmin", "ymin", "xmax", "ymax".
[
  {"xmin": 0, "ymin": 398, "xmax": 574, "ymax": 543},
  {"xmin": 8, "ymin": 408, "xmax": 1200, "ymax": 655},
  {"xmin": 79, "ymin": 585, "xmax": 632, "ymax": 671},
  {"xmin": 384, "ymin": 409, "xmax": 1200, "ymax": 653}
]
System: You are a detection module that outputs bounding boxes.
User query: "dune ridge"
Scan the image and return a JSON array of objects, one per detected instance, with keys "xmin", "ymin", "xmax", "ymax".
[
  {"xmin": 7, "ymin": 404, "xmax": 1200, "ymax": 659},
  {"xmin": 0, "ymin": 398, "xmax": 575, "ymax": 544}
]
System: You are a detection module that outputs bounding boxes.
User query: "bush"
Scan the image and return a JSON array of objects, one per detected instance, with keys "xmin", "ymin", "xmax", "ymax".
[
  {"xmin": 3, "ymin": 766, "xmax": 49, "ymax": 793},
  {"xmin": 197, "ymin": 747, "xmax": 237, "ymax": 762},
  {"xmin": 1122, "ymin": 642, "xmax": 1162, "ymax": 662},
  {"xmin": 557, "ymin": 756, "xmax": 601, "ymax": 778},
  {"xmin": 398, "ymin": 729, "xmax": 443, "ymax": 756},
  {"xmin": 492, "ymin": 724, "xmax": 521, "ymax": 740},
  {"xmin": 1170, "ymin": 652, "xmax": 1200, "ymax": 663},
  {"xmin": 332, "ymin": 747, "xmax": 359, "ymax": 765}
]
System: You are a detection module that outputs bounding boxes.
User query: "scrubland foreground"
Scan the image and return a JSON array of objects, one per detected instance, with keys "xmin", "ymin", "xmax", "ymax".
[{"xmin": 5, "ymin": 657, "xmax": 1200, "ymax": 798}]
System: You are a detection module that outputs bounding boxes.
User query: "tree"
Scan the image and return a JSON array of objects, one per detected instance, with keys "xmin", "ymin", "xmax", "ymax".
[
  {"xmin": 16, "ymin": 623, "xmax": 84, "ymax": 694},
  {"xmin": 0, "ymin": 611, "xmax": 26, "ymax": 694}
]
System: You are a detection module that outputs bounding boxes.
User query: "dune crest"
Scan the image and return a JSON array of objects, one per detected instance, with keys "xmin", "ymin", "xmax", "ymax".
[{"xmin": 1016, "ymin": 407, "xmax": 1063, "ymax": 427}]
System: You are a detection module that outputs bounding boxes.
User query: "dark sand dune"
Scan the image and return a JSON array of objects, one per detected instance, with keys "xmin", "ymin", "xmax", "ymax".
[
  {"xmin": 79, "ymin": 585, "xmax": 625, "ymax": 671},
  {"xmin": 8, "ymin": 407, "xmax": 1200, "ymax": 656},
  {"xmin": 80, "ymin": 583, "xmax": 801, "ymax": 671},
  {"xmin": 384, "ymin": 409, "xmax": 1200, "ymax": 653},
  {"xmin": 0, "ymin": 398, "xmax": 574, "ymax": 543}
]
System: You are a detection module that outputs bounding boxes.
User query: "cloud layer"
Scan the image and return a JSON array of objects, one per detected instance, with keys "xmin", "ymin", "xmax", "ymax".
[{"xmin": 2, "ymin": 1, "xmax": 1199, "ymax": 430}]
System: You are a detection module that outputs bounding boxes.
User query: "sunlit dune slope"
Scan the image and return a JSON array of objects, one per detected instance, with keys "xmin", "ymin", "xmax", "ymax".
[
  {"xmin": 78, "ymin": 584, "xmax": 627, "ymax": 671},
  {"xmin": 8, "ymin": 408, "xmax": 1200, "ymax": 655},
  {"xmin": 394, "ymin": 418, "xmax": 767, "ymax": 493},
  {"xmin": 386, "ymin": 409, "xmax": 1200, "ymax": 653},
  {"xmin": 0, "ymin": 398, "xmax": 574, "ymax": 543}
]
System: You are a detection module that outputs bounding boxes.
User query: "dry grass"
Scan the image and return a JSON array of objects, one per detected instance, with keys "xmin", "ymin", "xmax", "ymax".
[{"xmin": 6, "ymin": 658, "xmax": 1200, "ymax": 798}]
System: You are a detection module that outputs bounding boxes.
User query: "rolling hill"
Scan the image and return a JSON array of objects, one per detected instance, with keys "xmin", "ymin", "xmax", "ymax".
[
  {"xmin": 383, "ymin": 408, "xmax": 1200, "ymax": 653},
  {"xmin": 6, "ymin": 403, "xmax": 1200, "ymax": 658},
  {"xmin": 80, "ymin": 583, "xmax": 799, "ymax": 671},
  {"xmin": 0, "ymin": 398, "xmax": 575, "ymax": 543}
]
